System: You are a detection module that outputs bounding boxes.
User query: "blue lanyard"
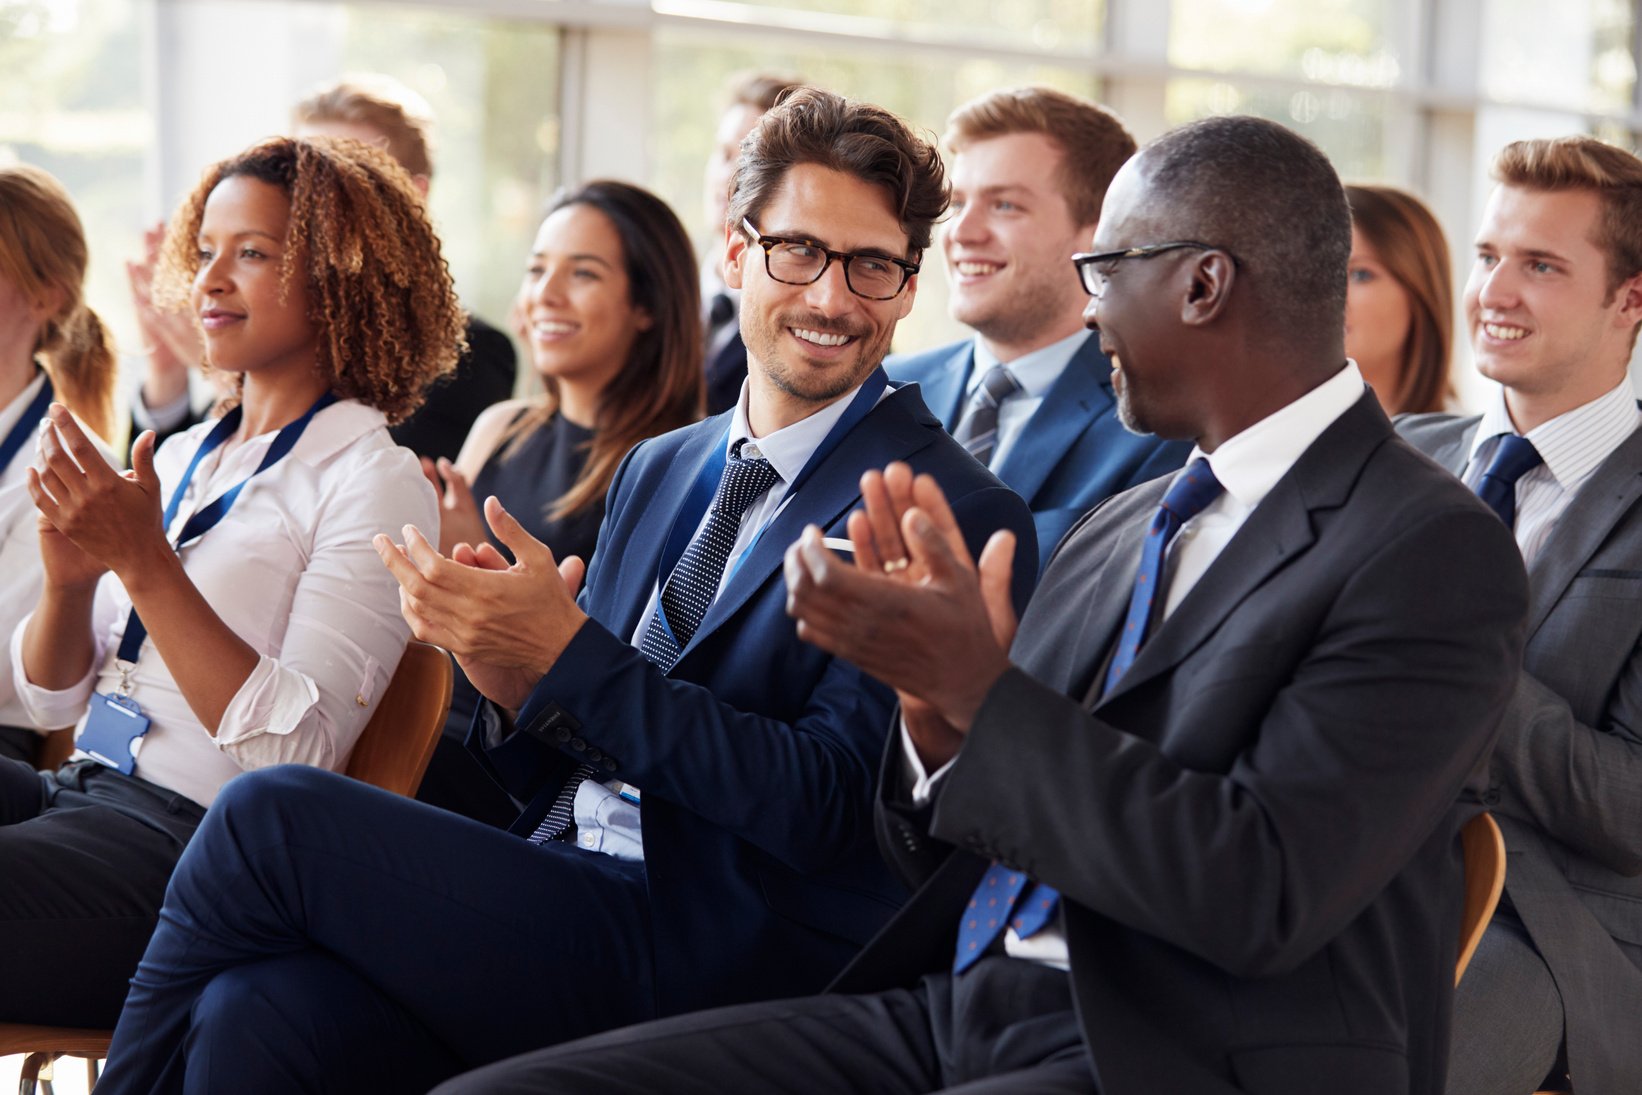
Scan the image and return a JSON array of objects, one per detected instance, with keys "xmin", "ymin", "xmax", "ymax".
[
  {"xmin": 653, "ymin": 368, "xmax": 888, "ymax": 602},
  {"xmin": 0, "ymin": 371, "xmax": 54, "ymax": 477},
  {"xmin": 116, "ymin": 392, "xmax": 339, "ymax": 666}
]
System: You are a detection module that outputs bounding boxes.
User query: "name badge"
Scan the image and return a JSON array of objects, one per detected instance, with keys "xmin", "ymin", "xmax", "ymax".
[{"xmin": 79, "ymin": 692, "xmax": 151, "ymax": 776}]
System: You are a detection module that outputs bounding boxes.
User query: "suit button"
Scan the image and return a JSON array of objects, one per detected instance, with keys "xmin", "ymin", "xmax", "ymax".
[
  {"xmin": 1483, "ymin": 789, "xmax": 1501, "ymax": 806},
  {"xmin": 570, "ymin": 737, "xmax": 586, "ymax": 752},
  {"xmin": 602, "ymin": 758, "xmax": 618, "ymax": 772},
  {"xmin": 554, "ymin": 728, "xmax": 571, "ymax": 743},
  {"xmin": 587, "ymin": 748, "xmax": 602, "ymax": 762}
]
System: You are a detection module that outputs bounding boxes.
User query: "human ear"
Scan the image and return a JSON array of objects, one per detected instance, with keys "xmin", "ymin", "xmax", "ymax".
[
  {"xmin": 1181, "ymin": 251, "xmax": 1236, "ymax": 326},
  {"xmin": 722, "ymin": 223, "xmax": 748, "ymax": 290}
]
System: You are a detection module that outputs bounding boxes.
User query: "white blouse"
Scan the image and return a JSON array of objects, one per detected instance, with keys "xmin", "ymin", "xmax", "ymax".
[
  {"xmin": 8, "ymin": 397, "xmax": 438, "ymax": 806},
  {"xmin": 0, "ymin": 371, "xmax": 114, "ymax": 735}
]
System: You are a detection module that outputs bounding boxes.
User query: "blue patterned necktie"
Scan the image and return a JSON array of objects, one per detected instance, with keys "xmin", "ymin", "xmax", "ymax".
[
  {"xmin": 952, "ymin": 365, "xmax": 1021, "ymax": 468},
  {"xmin": 529, "ymin": 440, "xmax": 780, "ymax": 844},
  {"xmin": 952, "ymin": 457, "xmax": 1225, "ymax": 972},
  {"xmin": 1474, "ymin": 435, "xmax": 1542, "ymax": 529}
]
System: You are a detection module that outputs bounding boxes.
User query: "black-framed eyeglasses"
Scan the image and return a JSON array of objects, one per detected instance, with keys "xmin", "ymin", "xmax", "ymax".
[
  {"xmin": 1071, "ymin": 241, "xmax": 1235, "ymax": 298},
  {"xmin": 740, "ymin": 217, "xmax": 919, "ymax": 301}
]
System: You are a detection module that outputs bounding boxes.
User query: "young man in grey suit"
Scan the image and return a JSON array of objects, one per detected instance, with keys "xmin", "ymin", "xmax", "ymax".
[
  {"xmin": 887, "ymin": 87, "xmax": 1190, "ymax": 569},
  {"xmin": 432, "ymin": 116, "xmax": 1529, "ymax": 1095},
  {"xmin": 1399, "ymin": 136, "xmax": 1642, "ymax": 1095}
]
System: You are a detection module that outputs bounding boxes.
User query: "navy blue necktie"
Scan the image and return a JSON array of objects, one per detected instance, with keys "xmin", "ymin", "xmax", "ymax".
[
  {"xmin": 529, "ymin": 440, "xmax": 779, "ymax": 844},
  {"xmin": 953, "ymin": 458, "xmax": 1225, "ymax": 972},
  {"xmin": 952, "ymin": 365, "xmax": 1021, "ymax": 468},
  {"xmin": 1474, "ymin": 435, "xmax": 1542, "ymax": 529}
]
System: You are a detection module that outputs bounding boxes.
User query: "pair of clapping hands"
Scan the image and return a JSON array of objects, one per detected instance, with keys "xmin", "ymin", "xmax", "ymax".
[
  {"xmin": 29, "ymin": 407, "xmax": 166, "ymax": 593},
  {"xmin": 375, "ymin": 463, "xmax": 1019, "ymax": 768}
]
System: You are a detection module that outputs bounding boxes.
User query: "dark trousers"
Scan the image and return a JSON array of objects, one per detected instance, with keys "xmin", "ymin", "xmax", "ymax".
[
  {"xmin": 0, "ymin": 725, "xmax": 40, "ymax": 765},
  {"xmin": 433, "ymin": 956, "xmax": 1093, "ymax": 1095},
  {"xmin": 0, "ymin": 757, "xmax": 204, "ymax": 1027},
  {"xmin": 1445, "ymin": 909, "xmax": 1567, "ymax": 1095},
  {"xmin": 96, "ymin": 765, "xmax": 654, "ymax": 1095}
]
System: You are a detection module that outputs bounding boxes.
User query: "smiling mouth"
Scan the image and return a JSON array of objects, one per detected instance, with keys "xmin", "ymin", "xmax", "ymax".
[
  {"xmin": 791, "ymin": 327, "xmax": 855, "ymax": 348},
  {"xmin": 531, "ymin": 320, "xmax": 580, "ymax": 339},
  {"xmin": 1482, "ymin": 322, "xmax": 1528, "ymax": 342},
  {"xmin": 955, "ymin": 261, "xmax": 1002, "ymax": 277}
]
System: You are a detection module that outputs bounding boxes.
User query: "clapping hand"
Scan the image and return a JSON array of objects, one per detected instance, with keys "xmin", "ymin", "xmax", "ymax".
[
  {"xmin": 376, "ymin": 496, "xmax": 588, "ymax": 709},
  {"xmin": 784, "ymin": 462, "xmax": 1018, "ymax": 768}
]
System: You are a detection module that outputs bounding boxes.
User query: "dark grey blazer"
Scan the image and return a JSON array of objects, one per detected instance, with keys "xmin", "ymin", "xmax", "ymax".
[
  {"xmin": 835, "ymin": 391, "xmax": 1530, "ymax": 1095},
  {"xmin": 1400, "ymin": 411, "xmax": 1642, "ymax": 1094}
]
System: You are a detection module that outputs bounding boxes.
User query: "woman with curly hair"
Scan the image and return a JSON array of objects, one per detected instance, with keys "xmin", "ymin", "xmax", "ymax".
[
  {"xmin": 415, "ymin": 180, "xmax": 702, "ymax": 825},
  {"xmin": 0, "ymin": 134, "xmax": 462, "ymax": 1028},
  {"xmin": 1345, "ymin": 183, "xmax": 1457, "ymax": 415},
  {"xmin": 0, "ymin": 164, "xmax": 120, "ymax": 765}
]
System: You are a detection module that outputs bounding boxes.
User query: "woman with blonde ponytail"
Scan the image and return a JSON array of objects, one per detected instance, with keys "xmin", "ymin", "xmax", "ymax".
[{"xmin": 0, "ymin": 164, "xmax": 118, "ymax": 764}]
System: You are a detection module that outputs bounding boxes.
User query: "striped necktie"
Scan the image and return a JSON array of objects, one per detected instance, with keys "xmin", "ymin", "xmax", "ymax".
[
  {"xmin": 951, "ymin": 365, "xmax": 1021, "ymax": 467},
  {"xmin": 529, "ymin": 440, "xmax": 780, "ymax": 844}
]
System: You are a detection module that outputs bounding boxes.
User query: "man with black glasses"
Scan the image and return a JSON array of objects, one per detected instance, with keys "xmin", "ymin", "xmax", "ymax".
[
  {"xmin": 889, "ymin": 86, "xmax": 1189, "ymax": 569},
  {"xmin": 431, "ymin": 115, "xmax": 1527, "ymax": 1095},
  {"xmin": 94, "ymin": 89, "xmax": 1035, "ymax": 1095}
]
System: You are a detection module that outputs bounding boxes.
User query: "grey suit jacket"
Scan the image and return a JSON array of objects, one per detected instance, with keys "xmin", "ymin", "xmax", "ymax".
[
  {"xmin": 837, "ymin": 392, "xmax": 1530, "ymax": 1095},
  {"xmin": 1400, "ymin": 412, "xmax": 1642, "ymax": 1094}
]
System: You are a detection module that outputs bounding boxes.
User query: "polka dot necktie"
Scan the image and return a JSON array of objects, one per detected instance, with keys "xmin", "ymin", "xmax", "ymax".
[
  {"xmin": 951, "ymin": 365, "xmax": 1021, "ymax": 468},
  {"xmin": 952, "ymin": 457, "xmax": 1224, "ymax": 972},
  {"xmin": 529, "ymin": 440, "xmax": 780, "ymax": 845},
  {"xmin": 1474, "ymin": 435, "xmax": 1542, "ymax": 529}
]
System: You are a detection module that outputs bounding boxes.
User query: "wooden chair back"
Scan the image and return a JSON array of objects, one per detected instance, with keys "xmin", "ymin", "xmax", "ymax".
[{"xmin": 1456, "ymin": 811, "xmax": 1506, "ymax": 986}]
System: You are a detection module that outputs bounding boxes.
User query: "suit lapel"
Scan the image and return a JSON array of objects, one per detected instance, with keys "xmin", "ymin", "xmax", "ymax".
[
  {"xmin": 1098, "ymin": 393, "xmax": 1388, "ymax": 706},
  {"xmin": 917, "ymin": 343, "xmax": 974, "ymax": 430},
  {"xmin": 992, "ymin": 338, "xmax": 1112, "ymax": 503},
  {"xmin": 1427, "ymin": 420, "xmax": 1474, "ymax": 476},
  {"xmin": 678, "ymin": 387, "xmax": 938, "ymax": 658},
  {"xmin": 605, "ymin": 418, "xmax": 730, "ymax": 643},
  {"xmin": 1523, "ymin": 425, "xmax": 1642, "ymax": 638}
]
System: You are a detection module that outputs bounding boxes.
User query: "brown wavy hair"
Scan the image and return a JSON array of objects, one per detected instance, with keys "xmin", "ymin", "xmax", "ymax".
[
  {"xmin": 0, "ymin": 164, "xmax": 118, "ymax": 443},
  {"xmin": 503, "ymin": 180, "xmax": 704, "ymax": 518},
  {"xmin": 946, "ymin": 86, "xmax": 1135, "ymax": 228},
  {"xmin": 153, "ymin": 135, "xmax": 465, "ymax": 423},
  {"xmin": 727, "ymin": 87, "xmax": 948, "ymax": 257},
  {"xmin": 293, "ymin": 73, "xmax": 437, "ymax": 181},
  {"xmin": 1346, "ymin": 184, "xmax": 1455, "ymax": 414}
]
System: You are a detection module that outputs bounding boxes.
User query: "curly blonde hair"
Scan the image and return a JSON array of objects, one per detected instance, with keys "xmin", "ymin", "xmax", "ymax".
[
  {"xmin": 153, "ymin": 135, "xmax": 465, "ymax": 423},
  {"xmin": 0, "ymin": 164, "xmax": 118, "ymax": 442}
]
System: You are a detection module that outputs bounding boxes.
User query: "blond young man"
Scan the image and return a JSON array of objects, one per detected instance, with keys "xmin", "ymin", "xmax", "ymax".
[
  {"xmin": 888, "ymin": 87, "xmax": 1190, "ymax": 567},
  {"xmin": 1399, "ymin": 136, "xmax": 1642, "ymax": 1095}
]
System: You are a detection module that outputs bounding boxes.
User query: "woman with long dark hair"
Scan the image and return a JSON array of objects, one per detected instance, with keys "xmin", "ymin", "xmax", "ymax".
[{"xmin": 417, "ymin": 180, "xmax": 704, "ymax": 824}]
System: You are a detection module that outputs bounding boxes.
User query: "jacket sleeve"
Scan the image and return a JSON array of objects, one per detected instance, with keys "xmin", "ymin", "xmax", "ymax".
[
  {"xmin": 1490, "ymin": 662, "xmax": 1642, "ymax": 875},
  {"xmin": 930, "ymin": 503, "xmax": 1526, "ymax": 979}
]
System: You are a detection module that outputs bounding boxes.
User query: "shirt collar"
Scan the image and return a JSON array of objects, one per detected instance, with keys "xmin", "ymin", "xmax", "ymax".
[
  {"xmin": 0, "ymin": 368, "xmax": 48, "ymax": 440},
  {"xmin": 968, "ymin": 330, "xmax": 1089, "ymax": 402},
  {"xmin": 1190, "ymin": 362, "xmax": 1366, "ymax": 513},
  {"xmin": 1468, "ymin": 379, "xmax": 1640, "ymax": 491},
  {"xmin": 727, "ymin": 378, "xmax": 868, "ymax": 485}
]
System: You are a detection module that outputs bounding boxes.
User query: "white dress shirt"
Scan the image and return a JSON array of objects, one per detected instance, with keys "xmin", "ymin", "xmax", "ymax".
[
  {"xmin": 906, "ymin": 362, "xmax": 1368, "ymax": 969},
  {"xmin": 1463, "ymin": 379, "xmax": 1641, "ymax": 566},
  {"xmin": 0, "ymin": 372, "xmax": 115, "ymax": 735},
  {"xmin": 579, "ymin": 377, "xmax": 885, "ymax": 861},
  {"xmin": 966, "ymin": 330, "xmax": 1088, "ymax": 469},
  {"xmin": 8, "ymin": 398, "xmax": 437, "ymax": 807}
]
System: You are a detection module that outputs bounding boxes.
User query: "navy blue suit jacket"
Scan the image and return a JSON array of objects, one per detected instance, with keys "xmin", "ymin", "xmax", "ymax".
[
  {"xmin": 475, "ymin": 382, "xmax": 1037, "ymax": 1017},
  {"xmin": 888, "ymin": 335, "xmax": 1191, "ymax": 568}
]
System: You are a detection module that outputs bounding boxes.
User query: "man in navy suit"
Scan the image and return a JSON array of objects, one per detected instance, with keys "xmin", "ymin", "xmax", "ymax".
[
  {"xmin": 431, "ymin": 117, "xmax": 1527, "ymax": 1095},
  {"xmin": 95, "ymin": 89, "xmax": 1036, "ymax": 1095},
  {"xmin": 889, "ymin": 86, "xmax": 1190, "ymax": 567}
]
